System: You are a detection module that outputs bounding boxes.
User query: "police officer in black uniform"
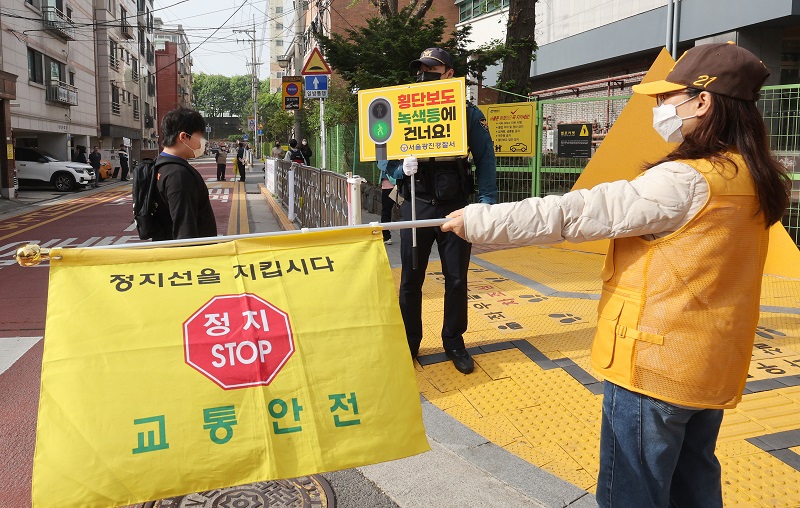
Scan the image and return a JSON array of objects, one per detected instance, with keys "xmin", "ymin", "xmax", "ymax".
[{"xmin": 397, "ymin": 48, "xmax": 498, "ymax": 374}]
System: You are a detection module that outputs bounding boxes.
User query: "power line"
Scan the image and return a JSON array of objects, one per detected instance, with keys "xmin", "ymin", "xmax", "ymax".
[{"xmin": 155, "ymin": 0, "xmax": 251, "ymax": 74}]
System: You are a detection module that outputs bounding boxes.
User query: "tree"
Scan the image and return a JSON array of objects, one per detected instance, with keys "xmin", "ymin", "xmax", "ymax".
[
  {"xmin": 257, "ymin": 84, "xmax": 295, "ymax": 143},
  {"xmin": 192, "ymin": 74, "xmax": 233, "ymax": 117},
  {"xmin": 495, "ymin": 0, "xmax": 538, "ymax": 103},
  {"xmin": 366, "ymin": 0, "xmax": 434, "ymax": 20}
]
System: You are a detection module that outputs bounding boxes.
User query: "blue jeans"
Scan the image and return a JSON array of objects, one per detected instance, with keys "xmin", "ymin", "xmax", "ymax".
[{"xmin": 597, "ymin": 382, "xmax": 724, "ymax": 508}]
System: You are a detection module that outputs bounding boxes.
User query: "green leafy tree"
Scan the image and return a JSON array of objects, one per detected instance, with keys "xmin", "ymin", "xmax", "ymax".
[
  {"xmin": 192, "ymin": 74, "xmax": 233, "ymax": 117},
  {"xmin": 257, "ymin": 83, "xmax": 295, "ymax": 143}
]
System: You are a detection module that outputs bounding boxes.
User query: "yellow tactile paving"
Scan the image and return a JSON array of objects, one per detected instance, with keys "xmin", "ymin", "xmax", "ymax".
[
  {"xmin": 478, "ymin": 245, "xmax": 604, "ymax": 295},
  {"xmin": 400, "ymin": 244, "xmax": 800, "ymax": 506},
  {"xmin": 719, "ymin": 452, "xmax": 800, "ymax": 507},
  {"xmin": 736, "ymin": 392, "xmax": 800, "ymax": 433}
]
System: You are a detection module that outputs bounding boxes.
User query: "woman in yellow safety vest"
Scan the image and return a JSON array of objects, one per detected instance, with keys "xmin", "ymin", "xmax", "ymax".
[{"xmin": 441, "ymin": 42, "xmax": 791, "ymax": 508}]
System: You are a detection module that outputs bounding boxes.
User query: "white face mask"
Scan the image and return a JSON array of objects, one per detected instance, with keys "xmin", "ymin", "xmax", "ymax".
[
  {"xmin": 652, "ymin": 95, "xmax": 698, "ymax": 143},
  {"xmin": 182, "ymin": 134, "xmax": 206, "ymax": 158}
]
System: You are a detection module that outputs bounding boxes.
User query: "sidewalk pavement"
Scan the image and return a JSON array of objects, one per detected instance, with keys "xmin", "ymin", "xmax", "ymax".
[{"xmin": 243, "ymin": 169, "xmax": 596, "ymax": 508}]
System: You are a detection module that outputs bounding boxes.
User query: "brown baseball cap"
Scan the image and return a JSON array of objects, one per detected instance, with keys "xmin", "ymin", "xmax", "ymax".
[
  {"xmin": 632, "ymin": 42, "xmax": 769, "ymax": 101},
  {"xmin": 410, "ymin": 48, "xmax": 453, "ymax": 70}
]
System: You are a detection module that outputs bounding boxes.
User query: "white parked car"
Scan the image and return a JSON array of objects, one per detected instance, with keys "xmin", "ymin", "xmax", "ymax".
[{"xmin": 15, "ymin": 147, "xmax": 95, "ymax": 191}]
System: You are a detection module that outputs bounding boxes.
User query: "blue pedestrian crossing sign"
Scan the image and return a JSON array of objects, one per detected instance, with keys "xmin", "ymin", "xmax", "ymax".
[{"xmin": 305, "ymin": 75, "xmax": 328, "ymax": 99}]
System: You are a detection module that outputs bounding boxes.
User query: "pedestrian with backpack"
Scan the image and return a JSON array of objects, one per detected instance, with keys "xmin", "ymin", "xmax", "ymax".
[
  {"xmin": 144, "ymin": 107, "xmax": 217, "ymax": 241},
  {"xmin": 284, "ymin": 139, "xmax": 306, "ymax": 165}
]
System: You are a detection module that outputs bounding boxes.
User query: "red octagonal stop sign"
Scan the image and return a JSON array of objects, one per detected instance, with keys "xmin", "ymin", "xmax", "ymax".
[{"xmin": 184, "ymin": 293, "xmax": 294, "ymax": 389}]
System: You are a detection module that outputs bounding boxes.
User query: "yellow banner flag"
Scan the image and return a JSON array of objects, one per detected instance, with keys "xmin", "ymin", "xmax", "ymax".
[{"xmin": 33, "ymin": 228, "xmax": 429, "ymax": 508}]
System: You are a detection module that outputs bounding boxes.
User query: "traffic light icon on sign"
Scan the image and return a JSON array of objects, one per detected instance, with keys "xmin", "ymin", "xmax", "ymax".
[{"xmin": 367, "ymin": 98, "xmax": 392, "ymax": 160}]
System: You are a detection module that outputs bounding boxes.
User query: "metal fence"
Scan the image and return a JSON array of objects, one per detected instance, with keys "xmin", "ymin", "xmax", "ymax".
[
  {"xmin": 303, "ymin": 84, "xmax": 800, "ymax": 241},
  {"xmin": 758, "ymin": 85, "xmax": 800, "ymax": 243},
  {"xmin": 274, "ymin": 159, "xmax": 350, "ymax": 228}
]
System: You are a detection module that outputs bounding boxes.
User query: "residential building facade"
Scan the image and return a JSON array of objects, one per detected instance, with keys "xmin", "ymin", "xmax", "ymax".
[
  {"xmin": 136, "ymin": 0, "xmax": 158, "ymax": 158},
  {"xmin": 94, "ymin": 0, "xmax": 146, "ymax": 160},
  {"xmin": 268, "ymin": 0, "xmax": 291, "ymax": 93},
  {"xmin": 1, "ymin": 0, "xmax": 98, "ymax": 164},
  {"xmin": 154, "ymin": 18, "xmax": 192, "ymax": 146}
]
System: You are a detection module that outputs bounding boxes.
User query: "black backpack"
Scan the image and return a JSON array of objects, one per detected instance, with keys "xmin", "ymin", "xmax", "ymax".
[
  {"xmin": 289, "ymin": 148, "xmax": 305, "ymax": 164},
  {"xmin": 132, "ymin": 158, "xmax": 165, "ymax": 240}
]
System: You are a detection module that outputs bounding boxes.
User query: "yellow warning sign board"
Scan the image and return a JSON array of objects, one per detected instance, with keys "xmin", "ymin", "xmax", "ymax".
[
  {"xmin": 579, "ymin": 124, "xmax": 590, "ymax": 136},
  {"xmin": 357, "ymin": 78, "xmax": 468, "ymax": 161},
  {"xmin": 302, "ymin": 47, "xmax": 332, "ymax": 75},
  {"xmin": 282, "ymin": 76, "xmax": 303, "ymax": 110},
  {"xmin": 478, "ymin": 102, "xmax": 536, "ymax": 157}
]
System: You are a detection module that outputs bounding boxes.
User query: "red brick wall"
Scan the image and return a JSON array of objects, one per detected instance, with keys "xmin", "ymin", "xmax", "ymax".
[
  {"xmin": 155, "ymin": 41, "xmax": 179, "ymax": 139},
  {"xmin": 328, "ymin": 0, "xmax": 459, "ymax": 37}
]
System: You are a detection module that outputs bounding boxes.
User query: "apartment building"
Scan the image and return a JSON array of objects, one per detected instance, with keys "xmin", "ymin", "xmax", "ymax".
[
  {"xmin": 153, "ymin": 18, "xmax": 192, "ymax": 145},
  {"xmin": 268, "ymin": 0, "xmax": 291, "ymax": 93},
  {"xmin": 94, "ymin": 0, "xmax": 145, "ymax": 160},
  {"xmin": 0, "ymin": 0, "xmax": 98, "ymax": 163},
  {"xmin": 136, "ymin": 0, "xmax": 157, "ymax": 157}
]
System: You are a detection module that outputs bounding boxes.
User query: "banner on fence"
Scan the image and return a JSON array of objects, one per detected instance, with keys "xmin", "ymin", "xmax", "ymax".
[
  {"xmin": 357, "ymin": 77, "xmax": 468, "ymax": 161},
  {"xmin": 32, "ymin": 229, "xmax": 428, "ymax": 507},
  {"xmin": 478, "ymin": 102, "xmax": 536, "ymax": 157}
]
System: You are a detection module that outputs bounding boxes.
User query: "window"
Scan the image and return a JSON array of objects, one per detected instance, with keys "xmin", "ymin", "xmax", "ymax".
[
  {"xmin": 276, "ymin": 22, "xmax": 283, "ymax": 30},
  {"xmin": 110, "ymin": 39, "xmax": 119, "ymax": 68},
  {"xmin": 48, "ymin": 59, "xmax": 64, "ymax": 83},
  {"xmin": 66, "ymin": 7, "xmax": 72, "ymax": 20},
  {"xmin": 107, "ymin": 0, "xmax": 114, "ymax": 15},
  {"xmin": 276, "ymin": 6, "xmax": 282, "ymax": 13},
  {"xmin": 459, "ymin": 1, "xmax": 472, "ymax": 22},
  {"xmin": 68, "ymin": 71, "xmax": 75, "ymax": 86},
  {"xmin": 472, "ymin": 0, "xmax": 486, "ymax": 18},
  {"xmin": 276, "ymin": 39, "xmax": 283, "ymax": 47},
  {"xmin": 111, "ymin": 85, "xmax": 120, "ymax": 114},
  {"xmin": 133, "ymin": 95, "xmax": 140, "ymax": 120},
  {"xmin": 277, "ymin": 71, "xmax": 284, "ymax": 79},
  {"xmin": 28, "ymin": 48, "xmax": 44, "ymax": 84},
  {"xmin": 121, "ymin": 7, "xmax": 127, "ymax": 22}
]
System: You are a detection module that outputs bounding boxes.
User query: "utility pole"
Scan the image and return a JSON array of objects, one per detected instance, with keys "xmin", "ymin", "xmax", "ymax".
[
  {"xmin": 293, "ymin": 0, "xmax": 305, "ymax": 140},
  {"xmin": 235, "ymin": 24, "xmax": 260, "ymax": 159}
]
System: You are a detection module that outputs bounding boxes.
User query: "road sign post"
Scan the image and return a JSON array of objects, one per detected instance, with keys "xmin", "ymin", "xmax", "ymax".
[
  {"xmin": 301, "ymin": 48, "xmax": 332, "ymax": 168},
  {"xmin": 282, "ymin": 76, "xmax": 303, "ymax": 111}
]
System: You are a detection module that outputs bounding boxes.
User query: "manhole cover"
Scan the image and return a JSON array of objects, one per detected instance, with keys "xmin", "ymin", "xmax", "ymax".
[{"xmin": 129, "ymin": 475, "xmax": 335, "ymax": 508}]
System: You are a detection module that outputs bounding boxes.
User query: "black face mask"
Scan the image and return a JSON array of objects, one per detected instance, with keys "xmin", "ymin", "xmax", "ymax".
[{"xmin": 416, "ymin": 71, "xmax": 442, "ymax": 82}]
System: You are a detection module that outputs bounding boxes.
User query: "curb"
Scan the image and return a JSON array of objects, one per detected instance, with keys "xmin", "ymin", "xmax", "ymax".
[{"xmin": 258, "ymin": 184, "xmax": 296, "ymax": 231}]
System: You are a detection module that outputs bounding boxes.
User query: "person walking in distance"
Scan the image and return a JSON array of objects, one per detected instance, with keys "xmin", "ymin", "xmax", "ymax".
[
  {"xmin": 215, "ymin": 146, "xmax": 227, "ymax": 181},
  {"xmin": 441, "ymin": 42, "xmax": 790, "ymax": 507},
  {"xmin": 271, "ymin": 141, "xmax": 285, "ymax": 159},
  {"xmin": 398, "ymin": 47, "xmax": 498, "ymax": 374},
  {"xmin": 284, "ymin": 139, "xmax": 306, "ymax": 164},
  {"xmin": 236, "ymin": 141, "xmax": 246, "ymax": 183},
  {"xmin": 300, "ymin": 138, "xmax": 313, "ymax": 166},
  {"xmin": 118, "ymin": 144, "xmax": 130, "ymax": 181},
  {"xmin": 88, "ymin": 146, "xmax": 101, "ymax": 187}
]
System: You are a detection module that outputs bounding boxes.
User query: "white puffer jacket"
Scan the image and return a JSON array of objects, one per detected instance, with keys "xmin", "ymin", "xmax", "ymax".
[{"xmin": 462, "ymin": 161, "xmax": 709, "ymax": 245}]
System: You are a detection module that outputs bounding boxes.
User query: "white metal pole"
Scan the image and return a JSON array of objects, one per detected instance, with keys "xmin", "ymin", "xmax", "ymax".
[
  {"xmin": 671, "ymin": 0, "xmax": 680, "ymax": 58},
  {"xmin": 347, "ymin": 173, "xmax": 362, "ymax": 225},
  {"xmin": 320, "ymin": 98, "xmax": 326, "ymax": 169},
  {"xmin": 410, "ymin": 172, "xmax": 417, "ymax": 269}
]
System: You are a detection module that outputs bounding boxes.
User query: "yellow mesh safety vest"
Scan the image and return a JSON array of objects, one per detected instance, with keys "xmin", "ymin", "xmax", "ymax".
[{"xmin": 590, "ymin": 152, "xmax": 769, "ymax": 409}]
